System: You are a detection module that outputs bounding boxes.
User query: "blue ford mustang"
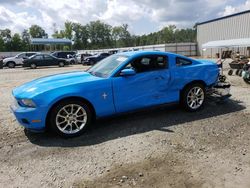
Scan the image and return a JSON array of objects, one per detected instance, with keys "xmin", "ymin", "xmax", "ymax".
[{"xmin": 11, "ymin": 51, "xmax": 220, "ymax": 137}]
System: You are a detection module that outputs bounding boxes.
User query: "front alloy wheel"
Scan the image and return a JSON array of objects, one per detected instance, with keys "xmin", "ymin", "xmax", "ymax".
[
  {"xmin": 49, "ymin": 100, "xmax": 92, "ymax": 137},
  {"xmin": 182, "ymin": 83, "xmax": 205, "ymax": 111}
]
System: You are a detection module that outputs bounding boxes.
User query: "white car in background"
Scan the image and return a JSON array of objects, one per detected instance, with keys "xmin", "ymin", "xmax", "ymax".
[{"xmin": 3, "ymin": 52, "xmax": 37, "ymax": 68}]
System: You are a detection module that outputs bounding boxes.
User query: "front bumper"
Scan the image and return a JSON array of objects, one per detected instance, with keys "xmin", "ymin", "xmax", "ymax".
[{"xmin": 10, "ymin": 102, "xmax": 47, "ymax": 131}]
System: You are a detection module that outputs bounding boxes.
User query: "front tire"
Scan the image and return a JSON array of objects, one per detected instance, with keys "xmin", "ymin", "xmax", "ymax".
[
  {"xmin": 8, "ymin": 62, "xmax": 15, "ymax": 68},
  {"xmin": 181, "ymin": 83, "xmax": 206, "ymax": 112},
  {"xmin": 49, "ymin": 99, "xmax": 92, "ymax": 138}
]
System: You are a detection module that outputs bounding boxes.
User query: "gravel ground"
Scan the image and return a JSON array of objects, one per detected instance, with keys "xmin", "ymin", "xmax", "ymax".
[{"xmin": 0, "ymin": 63, "xmax": 249, "ymax": 188}]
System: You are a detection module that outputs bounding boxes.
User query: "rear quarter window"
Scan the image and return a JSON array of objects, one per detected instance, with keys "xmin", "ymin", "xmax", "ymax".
[{"xmin": 176, "ymin": 57, "xmax": 192, "ymax": 66}]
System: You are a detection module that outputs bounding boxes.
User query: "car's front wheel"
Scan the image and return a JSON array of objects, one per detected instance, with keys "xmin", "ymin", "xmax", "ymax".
[
  {"xmin": 8, "ymin": 62, "xmax": 15, "ymax": 68},
  {"xmin": 181, "ymin": 83, "xmax": 205, "ymax": 112},
  {"xmin": 49, "ymin": 99, "xmax": 92, "ymax": 137}
]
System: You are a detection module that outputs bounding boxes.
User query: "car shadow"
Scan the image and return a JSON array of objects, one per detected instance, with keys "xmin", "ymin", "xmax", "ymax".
[{"xmin": 25, "ymin": 98, "xmax": 246, "ymax": 147}]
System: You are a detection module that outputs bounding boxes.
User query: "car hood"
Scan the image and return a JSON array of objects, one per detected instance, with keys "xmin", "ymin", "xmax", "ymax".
[
  {"xmin": 3, "ymin": 57, "xmax": 15, "ymax": 62},
  {"xmin": 13, "ymin": 71, "xmax": 101, "ymax": 98}
]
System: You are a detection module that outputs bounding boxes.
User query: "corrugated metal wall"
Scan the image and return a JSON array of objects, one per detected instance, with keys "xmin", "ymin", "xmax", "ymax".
[{"xmin": 197, "ymin": 12, "xmax": 250, "ymax": 57}]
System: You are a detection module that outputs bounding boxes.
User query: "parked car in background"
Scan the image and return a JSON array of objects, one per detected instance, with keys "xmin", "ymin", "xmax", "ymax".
[
  {"xmin": 76, "ymin": 53, "xmax": 92, "ymax": 64},
  {"xmin": 108, "ymin": 50, "xmax": 119, "ymax": 55},
  {"xmin": 66, "ymin": 54, "xmax": 77, "ymax": 64},
  {"xmin": 11, "ymin": 51, "xmax": 231, "ymax": 137},
  {"xmin": 82, "ymin": 53, "xmax": 110, "ymax": 65},
  {"xmin": 3, "ymin": 52, "xmax": 37, "ymax": 68},
  {"xmin": 23, "ymin": 53, "xmax": 69, "ymax": 69},
  {"xmin": 51, "ymin": 51, "xmax": 76, "ymax": 59}
]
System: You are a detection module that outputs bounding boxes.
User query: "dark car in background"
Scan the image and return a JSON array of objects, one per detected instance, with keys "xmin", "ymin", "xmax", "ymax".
[
  {"xmin": 23, "ymin": 54, "xmax": 69, "ymax": 69},
  {"xmin": 82, "ymin": 53, "xmax": 110, "ymax": 65},
  {"xmin": 51, "ymin": 51, "xmax": 76, "ymax": 59},
  {"xmin": 51, "ymin": 51, "xmax": 77, "ymax": 64}
]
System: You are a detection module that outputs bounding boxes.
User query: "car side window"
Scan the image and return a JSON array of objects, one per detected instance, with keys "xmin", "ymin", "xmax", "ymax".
[
  {"xmin": 176, "ymin": 57, "xmax": 192, "ymax": 66},
  {"xmin": 128, "ymin": 55, "xmax": 168, "ymax": 73},
  {"xmin": 17, "ymin": 53, "xmax": 25, "ymax": 58},
  {"xmin": 33, "ymin": 55, "xmax": 43, "ymax": 60},
  {"xmin": 44, "ymin": 55, "xmax": 53, "ymax": 60}
]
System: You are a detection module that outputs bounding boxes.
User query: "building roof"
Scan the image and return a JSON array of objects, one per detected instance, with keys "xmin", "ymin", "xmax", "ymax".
[
  {"xmin": 31, "ymin": 38, "xmax": 72, "ymax": 45},
  {"xmin": 197, "ymin": 10, "xmax": 250, "ymax": 26},
  {"xmin": 202, "ymin": 38, "xmax": 250, "ymax": 49}
]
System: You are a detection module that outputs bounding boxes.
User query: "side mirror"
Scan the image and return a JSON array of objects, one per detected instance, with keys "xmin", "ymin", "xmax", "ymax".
[{"xmin": 120, "ymin": 68, "xmax": 136, "ymax": 76}]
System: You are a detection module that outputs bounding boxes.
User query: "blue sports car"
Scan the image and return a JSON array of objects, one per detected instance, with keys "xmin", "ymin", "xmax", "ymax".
[{"xmin": 11, "ymin": 51, "xmax": 226, "ymax": 137}]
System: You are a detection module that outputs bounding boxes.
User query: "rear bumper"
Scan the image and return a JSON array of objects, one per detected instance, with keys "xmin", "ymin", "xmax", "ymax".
[
  {"xmin": 207, "ymin": 82, "xmax": 231, "ymax": 100},
  {"xmin": 10, "ymin": 104, "xmax": 47, "ymax": 131}
]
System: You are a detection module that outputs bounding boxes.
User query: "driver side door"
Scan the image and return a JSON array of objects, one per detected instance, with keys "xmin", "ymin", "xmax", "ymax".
[{"xmin": 112, "ymin": 55, "xmax": 171, "ymax": 113}]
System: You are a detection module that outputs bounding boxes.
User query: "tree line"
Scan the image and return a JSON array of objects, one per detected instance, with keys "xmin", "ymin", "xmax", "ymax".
[{"xmin": 0, "ymin": 20, "xmax": 196, "ymax": 52}]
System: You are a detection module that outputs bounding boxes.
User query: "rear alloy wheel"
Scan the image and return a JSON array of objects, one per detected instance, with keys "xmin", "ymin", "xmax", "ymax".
[
  {"xmin": 30, "ymin": 63, "xmax": 37, "ymax": 69},
  {"xmin": 182, "ymin": 83, "xmax": 205, "ymax": 112},
  {"xmin": 8, "ymin": 62, "xmax": 15, "ymax": 68},
  {"xmin": 49, "ymin": 100, "xmax": 92, "ymax": 137},
  {"xmin": 59, "ymin": 62, "xmax": 65, "ymax": 67}
]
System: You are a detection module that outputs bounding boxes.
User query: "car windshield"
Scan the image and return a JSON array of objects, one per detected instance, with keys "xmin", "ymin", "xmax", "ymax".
[
  {"xmin": 16, "ymin": 53, "xmax": 24, "ymax": 58},
  {"xmin": 87, "ymin": 55, "xmax": 128, "ymax": 78}
]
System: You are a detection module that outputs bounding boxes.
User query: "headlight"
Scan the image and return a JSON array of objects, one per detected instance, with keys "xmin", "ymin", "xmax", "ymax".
[{"xmin": 20, "ymin": 99, "xmax": 36, "ymax": 108}]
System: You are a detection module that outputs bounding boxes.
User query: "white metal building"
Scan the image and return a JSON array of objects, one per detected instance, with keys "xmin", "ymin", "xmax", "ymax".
[{"xmin": 197, "ymin": 10, "xmax": 250, "ymax": 57}]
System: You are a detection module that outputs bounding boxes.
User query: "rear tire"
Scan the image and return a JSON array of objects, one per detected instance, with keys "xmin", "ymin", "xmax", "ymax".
[
  {"xmin": 30, "ymin": 63, "xmax": 37, "ymax": 69},
  {"xmin": 8, "ymin": 62, "xmax": 15, "ymax": 68},
  {"xmin": 228, "ymin": 69, "xmax": 233, "ymax": 76},
  {"xmin": 49, "ymin": 99, "xmax": 92, "ymax": 138},
  {"xmin": 243, "ymin": 77, "xmax": 250, "ymax": 84},
  {"xmin": 59, "ymin": 62, "xmax": 65, "ymax": 67},
  {"xmin": 181, "ymin": 83, "xmax": 206, "ymax": 112}
]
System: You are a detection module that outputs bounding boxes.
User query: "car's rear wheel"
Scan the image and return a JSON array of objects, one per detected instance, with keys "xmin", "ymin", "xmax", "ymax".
[
  {"xmin": 8, "ymin": 62, "xmax": 15, "ymax": 68},
  {"xmin": 59, "ymin": 62, "xmax": 65, "ymax": 67},
  {"xmin": 181, "ymin": 83, "xmax": 205, "ymax": 112},
  {"xmin": 30, "ymin": 63, "xmax": 37, "ymax": 69},
  {"xmin": 49, "ymin": 99, "xmax": 92, "ymax": 137},
  {"xmin": 243, "ymin": 77, "xmax": 250, "ymax": 84}
]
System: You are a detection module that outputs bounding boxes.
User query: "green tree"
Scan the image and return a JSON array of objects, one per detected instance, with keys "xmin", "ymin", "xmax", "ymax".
[
  {"xmin": 87, "ymin": 20, "xmax": 112, "ymax": 49},
  {"xmin": 0, "ymin": 29, "xmax": 12, "ymax": 51},
  {"xmin": 29, "ymin": 25, "xmax": 48, "ymax": 38},
  {"xmin": 11, "ymin": 33, "xmax": 22, "ymax": 51},
  {"xmin": 0, "ymin": 36, "xmax": 5, "ymax": 51},
  {"xmin": 52, "ymin": 30, "xmax": 65, "ymax": 38},
  {"xmin": 21, "ymin": 29, "xmax": 31, "ymax": 51},
  {"xmin": 64, "ymin": 21, "xmax": 73, "ymax": 39}
]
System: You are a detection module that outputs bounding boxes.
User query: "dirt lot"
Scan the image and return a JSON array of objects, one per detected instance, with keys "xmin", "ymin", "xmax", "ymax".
[{"xmin": 0, "ymin": 63, "xmax": 250, "ymax": 188}]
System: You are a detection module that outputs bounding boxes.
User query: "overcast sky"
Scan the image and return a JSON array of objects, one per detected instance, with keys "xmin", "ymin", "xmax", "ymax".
[{"xmin": 0, "ymin": 0, "xmax": 249, "ymax": 36}]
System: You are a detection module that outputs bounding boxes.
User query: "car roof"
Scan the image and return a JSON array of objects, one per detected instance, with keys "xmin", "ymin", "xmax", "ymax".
[{"xmin": 118, "ymin": 50, "xmax": 176, "ymax": 57}]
